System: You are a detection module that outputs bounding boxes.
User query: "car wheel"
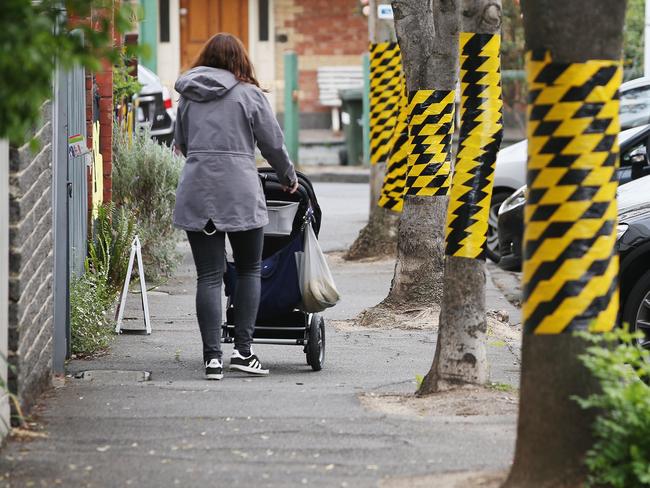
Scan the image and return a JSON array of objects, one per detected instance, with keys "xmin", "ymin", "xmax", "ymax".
[
  {"xmin": 622, "ymin": 269, "xmax": 650, "ymax": 350},
  {"xmin": 486, "ymin": 191, "xmax": 511, "ymax": 263}
]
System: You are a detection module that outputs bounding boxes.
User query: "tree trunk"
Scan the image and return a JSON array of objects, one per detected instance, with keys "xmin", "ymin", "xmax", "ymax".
[
  {"xmin": 345, "ymin": 0, "xmax": 399, "ymax": 261},
  {"xmin": 383, "ymin": 0, "xmax": 460, "ymax": 308},
  {"xmin": 419, "ymin": 0, "xmax": 503, "ymax": 394},
  {"xmin": 386, "ymin": 196, "xmax": 447, "ymax": 305},
  {"xmin": 504, "ymin": 1, "xmax": 627, "ymax": 486},
  {"xmin": 419, "ymin": 256, "xmax": 489, "ymax": 392}
]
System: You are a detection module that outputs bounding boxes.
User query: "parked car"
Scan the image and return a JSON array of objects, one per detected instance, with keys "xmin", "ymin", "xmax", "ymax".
[
  {"xmin": 497, "ymin": 124, "xmax": 650, "ymax": 271},
  {"xmin": 497, "ymin": 174, "xmax": 650, "ymax": 348},
  {"xmin": 617, "ymin": 177, "xmax": 650, "ymax": 348},
  {"xmin": 136, "ymin": 65, "xmax": 175, "ymax": 146},
  {"xmin": 487, "ymin": 76, "xmax": 650, "ymax": 262}
]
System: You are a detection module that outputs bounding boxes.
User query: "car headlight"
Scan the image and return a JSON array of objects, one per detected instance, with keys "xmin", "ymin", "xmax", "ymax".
[
  {"xmin": 616, "ymin": 223, "xmax": 629, "ymax": 241},
  {"xmin": 499, "ymin": 187, "xmax": 527, "ymax": 216}
]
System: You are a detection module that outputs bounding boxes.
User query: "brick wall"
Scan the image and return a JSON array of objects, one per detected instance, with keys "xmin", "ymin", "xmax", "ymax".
[
  {"xmin": 8, "ymin": 103, "xmax": 54, "ymax": 411},
  {"xmin": 274, "ymin": 0, "xmax": 367, "ymax": 117},
  {"xmin": 96, "ymin": 63, "xmax": 114, "ymax": 203},
  {"xmin": 91, "ymin": 4, "xmax": 116, "ymax": 205}
]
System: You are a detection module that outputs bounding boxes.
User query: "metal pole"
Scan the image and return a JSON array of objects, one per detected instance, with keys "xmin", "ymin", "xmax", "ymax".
[
  {"xmin": 52, "ymin": 64, "xmax": 71, "ymax": 370},
  {"xmin": 362, "ymin": 52, "xmax": 371, "ymax": 165},
  {"xmin": 283, "ymin": 51, "xmax": 299, "ymax": 164},
  {"xmin": 0, "ymin": 139, "xmax": 10, "ymax": 437}
]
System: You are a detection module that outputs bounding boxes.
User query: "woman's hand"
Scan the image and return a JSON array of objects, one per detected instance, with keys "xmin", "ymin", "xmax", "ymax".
[{"xmin": 282, "ymin": 181, "xmax": 299, "ymax": 194}]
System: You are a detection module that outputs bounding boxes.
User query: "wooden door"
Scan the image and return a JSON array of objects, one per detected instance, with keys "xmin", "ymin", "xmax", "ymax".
[{"xmin": 180, "ymin": 0, "xmax": 249, "ymax": 71}]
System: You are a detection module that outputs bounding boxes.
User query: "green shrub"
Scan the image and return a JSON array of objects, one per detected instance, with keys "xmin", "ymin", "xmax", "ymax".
[
  {"xmin": 70, "ymin": 273, "xmax": 114, "ymax": 357},
  {"xmin": 0, "ymin": 0, "xmax": 138, "ymax": 144},
  {"xmin": 113, "ymin": 53, "xmax": 142, "ymax": 106},
  {"xmin": 87, "ymin": 203, "xmax": 138, "ymax": 296},
  {"xmin": 112, "ymin": 125, "xmax": 183, "ymax": 281},
  {"xmin": 575, "ymin": 327, "xmax": 650, "ymax": 488}
]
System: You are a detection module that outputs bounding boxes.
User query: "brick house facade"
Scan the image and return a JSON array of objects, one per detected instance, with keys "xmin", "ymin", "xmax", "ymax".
[
  {"xmin": 274, "ymin": 0, "xmax": 367, "ymax": 120},
  {"xmin": 155, "ymin": 0, "xmax": 367, "ymax": 128}
]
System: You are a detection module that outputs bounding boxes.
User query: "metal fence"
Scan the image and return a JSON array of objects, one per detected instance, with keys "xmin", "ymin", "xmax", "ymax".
[
  {"xmin": 66, "ymin": 65, "xmax": 89, "ymax": 278},
  {"xmin": 52, "ymin": 63, "xmax": 88, "ymax": 369}
]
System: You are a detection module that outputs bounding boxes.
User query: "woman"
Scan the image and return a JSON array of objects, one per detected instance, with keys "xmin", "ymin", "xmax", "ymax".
[{"xmin": 173, "ymin": 33, "xmax": 298, "ymax": 380}]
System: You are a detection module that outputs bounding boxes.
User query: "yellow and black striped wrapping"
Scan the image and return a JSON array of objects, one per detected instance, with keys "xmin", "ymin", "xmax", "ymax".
[
  {"xmin": 369, "ymin": 42, "xmax": 402, "ymax": 165},
  {"xmin": 378, "ymin": 79, "xmax": 410, "ymax": 211},
  {"xmin": 522, "ymin": 50, "xmax": 621, "ymax": 334},
  {"xmin": 404, "ymin": 90, "xmax": 455, "ymax": 197},
  {"xmin": 445, "ymin": 33, "xmax": 504, "ymax": 259}
]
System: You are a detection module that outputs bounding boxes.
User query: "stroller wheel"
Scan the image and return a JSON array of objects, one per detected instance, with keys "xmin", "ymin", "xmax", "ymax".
[{"xmin": 307, "ymin": 314, "xmax": 325, "ymax": 371}]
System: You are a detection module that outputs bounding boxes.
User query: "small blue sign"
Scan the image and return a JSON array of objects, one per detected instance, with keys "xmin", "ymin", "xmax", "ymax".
[{"xmin": 378, "ymin": 4, "xmax": 393, "ymax": 19}]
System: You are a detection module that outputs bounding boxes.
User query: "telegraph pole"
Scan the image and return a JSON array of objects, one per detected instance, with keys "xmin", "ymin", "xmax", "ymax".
[{"xmin": 368, "ymin": 0, "xmax": 397, "ymax": 210}]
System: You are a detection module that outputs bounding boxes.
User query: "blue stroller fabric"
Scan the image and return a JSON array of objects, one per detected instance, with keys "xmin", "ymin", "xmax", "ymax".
[{"xmin": 224, "ymin": 233, "xmax": 303, "ymax": 321}]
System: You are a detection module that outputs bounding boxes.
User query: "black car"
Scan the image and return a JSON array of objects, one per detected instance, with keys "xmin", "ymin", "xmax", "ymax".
[
  {"xmin": 497, "ymin": 174, "xmax": 650, "ymax": 346},
  {"xmin": 136, "ymin": 65, "xmax": 175, "ymax": 146},
  {"xmin": 617, "ymin": 177, "xmax": 650, "ymax": 347},
  {"xmin": 497, "ymin": 124, "xmax": 650, "ymax": 271}
]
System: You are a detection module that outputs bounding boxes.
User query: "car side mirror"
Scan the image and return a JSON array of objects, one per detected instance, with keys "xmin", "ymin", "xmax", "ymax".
[
  {"xmin": 630, "ymin": 145, "xmax": 647, "ymax": 164},
  {"xmin": 630, "ymin": 145, "xmax": 648, "ymax": 179}
]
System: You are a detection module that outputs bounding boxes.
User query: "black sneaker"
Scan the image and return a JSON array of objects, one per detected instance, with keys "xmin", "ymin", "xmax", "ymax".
[
  {"xmin": 230, "ymin": 349, "xmax": 269, "ymax": 375},
  {"xmin": 205, "ymin": 358, "xmax": 224, "ymax": 380}
]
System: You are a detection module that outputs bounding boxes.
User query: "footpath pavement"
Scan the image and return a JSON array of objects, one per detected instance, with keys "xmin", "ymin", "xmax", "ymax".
[{"xmin": 0, "ymin": 183, "xmax": 521, "ymax": 488}]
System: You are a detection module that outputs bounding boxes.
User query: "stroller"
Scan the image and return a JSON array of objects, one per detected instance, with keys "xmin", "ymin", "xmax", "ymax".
[{"xmin": 222, "ymin": 168, "xmax": 326, "ymax": 371}]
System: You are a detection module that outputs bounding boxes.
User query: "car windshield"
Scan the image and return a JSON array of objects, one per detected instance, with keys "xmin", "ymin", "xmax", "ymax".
[{"xmin": 621, "ymin": 83, "xmax": 650, "ymax": 130}]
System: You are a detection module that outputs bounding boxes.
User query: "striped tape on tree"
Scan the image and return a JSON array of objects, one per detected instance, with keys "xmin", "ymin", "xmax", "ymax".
[
  {"xmin": 369, "ymin": 42, "xmax": 402, "ymax": 165},
  {"xmin": 523, "ymin": 50, "xmax": 621, "ymax": 334},
  {"xmin": 445, "ymin": 33, "xmax": 504, "ymax": 259},
  {"xmin": 378, "ymin": 79, "xmax": 410, "ymax": 211},
  {"xmin": 404, "ymin": 90, "xmax": 455, "ymax": 197}
]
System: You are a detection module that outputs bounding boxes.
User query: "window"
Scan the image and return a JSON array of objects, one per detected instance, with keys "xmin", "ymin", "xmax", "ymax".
[
  {"xmin": 621, "ymin": 84, "xmax": 650, "ymax": 130},
  {"xmin": 159, "ymin": 0, "xmax": 170, "ymax": 43},
  {"xmin": 259, "ymin": 0, "xmax": 269, "ymax": 42},
  {"xmin": 618, "ymin": 129, "xmax": 650, "ymax": 184}
]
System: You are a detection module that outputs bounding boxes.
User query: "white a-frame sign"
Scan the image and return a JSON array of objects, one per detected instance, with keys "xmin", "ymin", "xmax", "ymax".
[{"xmin": 115, "ymin": 236, "xmax": 151, "ymax": 334}]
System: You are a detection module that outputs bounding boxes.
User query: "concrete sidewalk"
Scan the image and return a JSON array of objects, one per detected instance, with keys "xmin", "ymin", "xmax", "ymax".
[{"xmin": 0, "ymin": 183, "xmax": 521, "ymax": 487}]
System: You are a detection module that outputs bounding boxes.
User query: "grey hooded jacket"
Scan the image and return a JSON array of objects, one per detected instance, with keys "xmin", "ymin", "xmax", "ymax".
[{"xmin": 173, "ymin": 66, "xmax": 297, "ymax": 232}]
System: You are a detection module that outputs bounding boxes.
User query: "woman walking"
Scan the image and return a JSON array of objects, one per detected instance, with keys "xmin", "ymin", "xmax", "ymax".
[{"xmin": 173, "ymin": 33, "xmax": 298, "ymax": 380}]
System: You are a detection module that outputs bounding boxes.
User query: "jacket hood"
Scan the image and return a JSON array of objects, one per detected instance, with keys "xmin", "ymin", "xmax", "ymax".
[{"xmin": 174, "ymin": 67, "xmax": 239, "ymax": 102}]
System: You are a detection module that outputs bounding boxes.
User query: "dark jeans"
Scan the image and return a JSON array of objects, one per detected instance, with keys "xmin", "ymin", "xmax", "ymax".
[{"xmin": 186, "ymin": 227, "xmax": 264, "ymax": 362}]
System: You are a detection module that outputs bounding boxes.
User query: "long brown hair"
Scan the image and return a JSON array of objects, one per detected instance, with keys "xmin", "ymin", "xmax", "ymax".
[{"xmin": 192, "ymin": 33, "xmax": 262, "ymax": 89}]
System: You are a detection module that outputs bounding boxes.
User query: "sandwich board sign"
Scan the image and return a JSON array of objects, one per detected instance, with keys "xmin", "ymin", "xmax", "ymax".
[{"xmin": 115, "ymin": 236, "xmax": 151, "ymax": 334}]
